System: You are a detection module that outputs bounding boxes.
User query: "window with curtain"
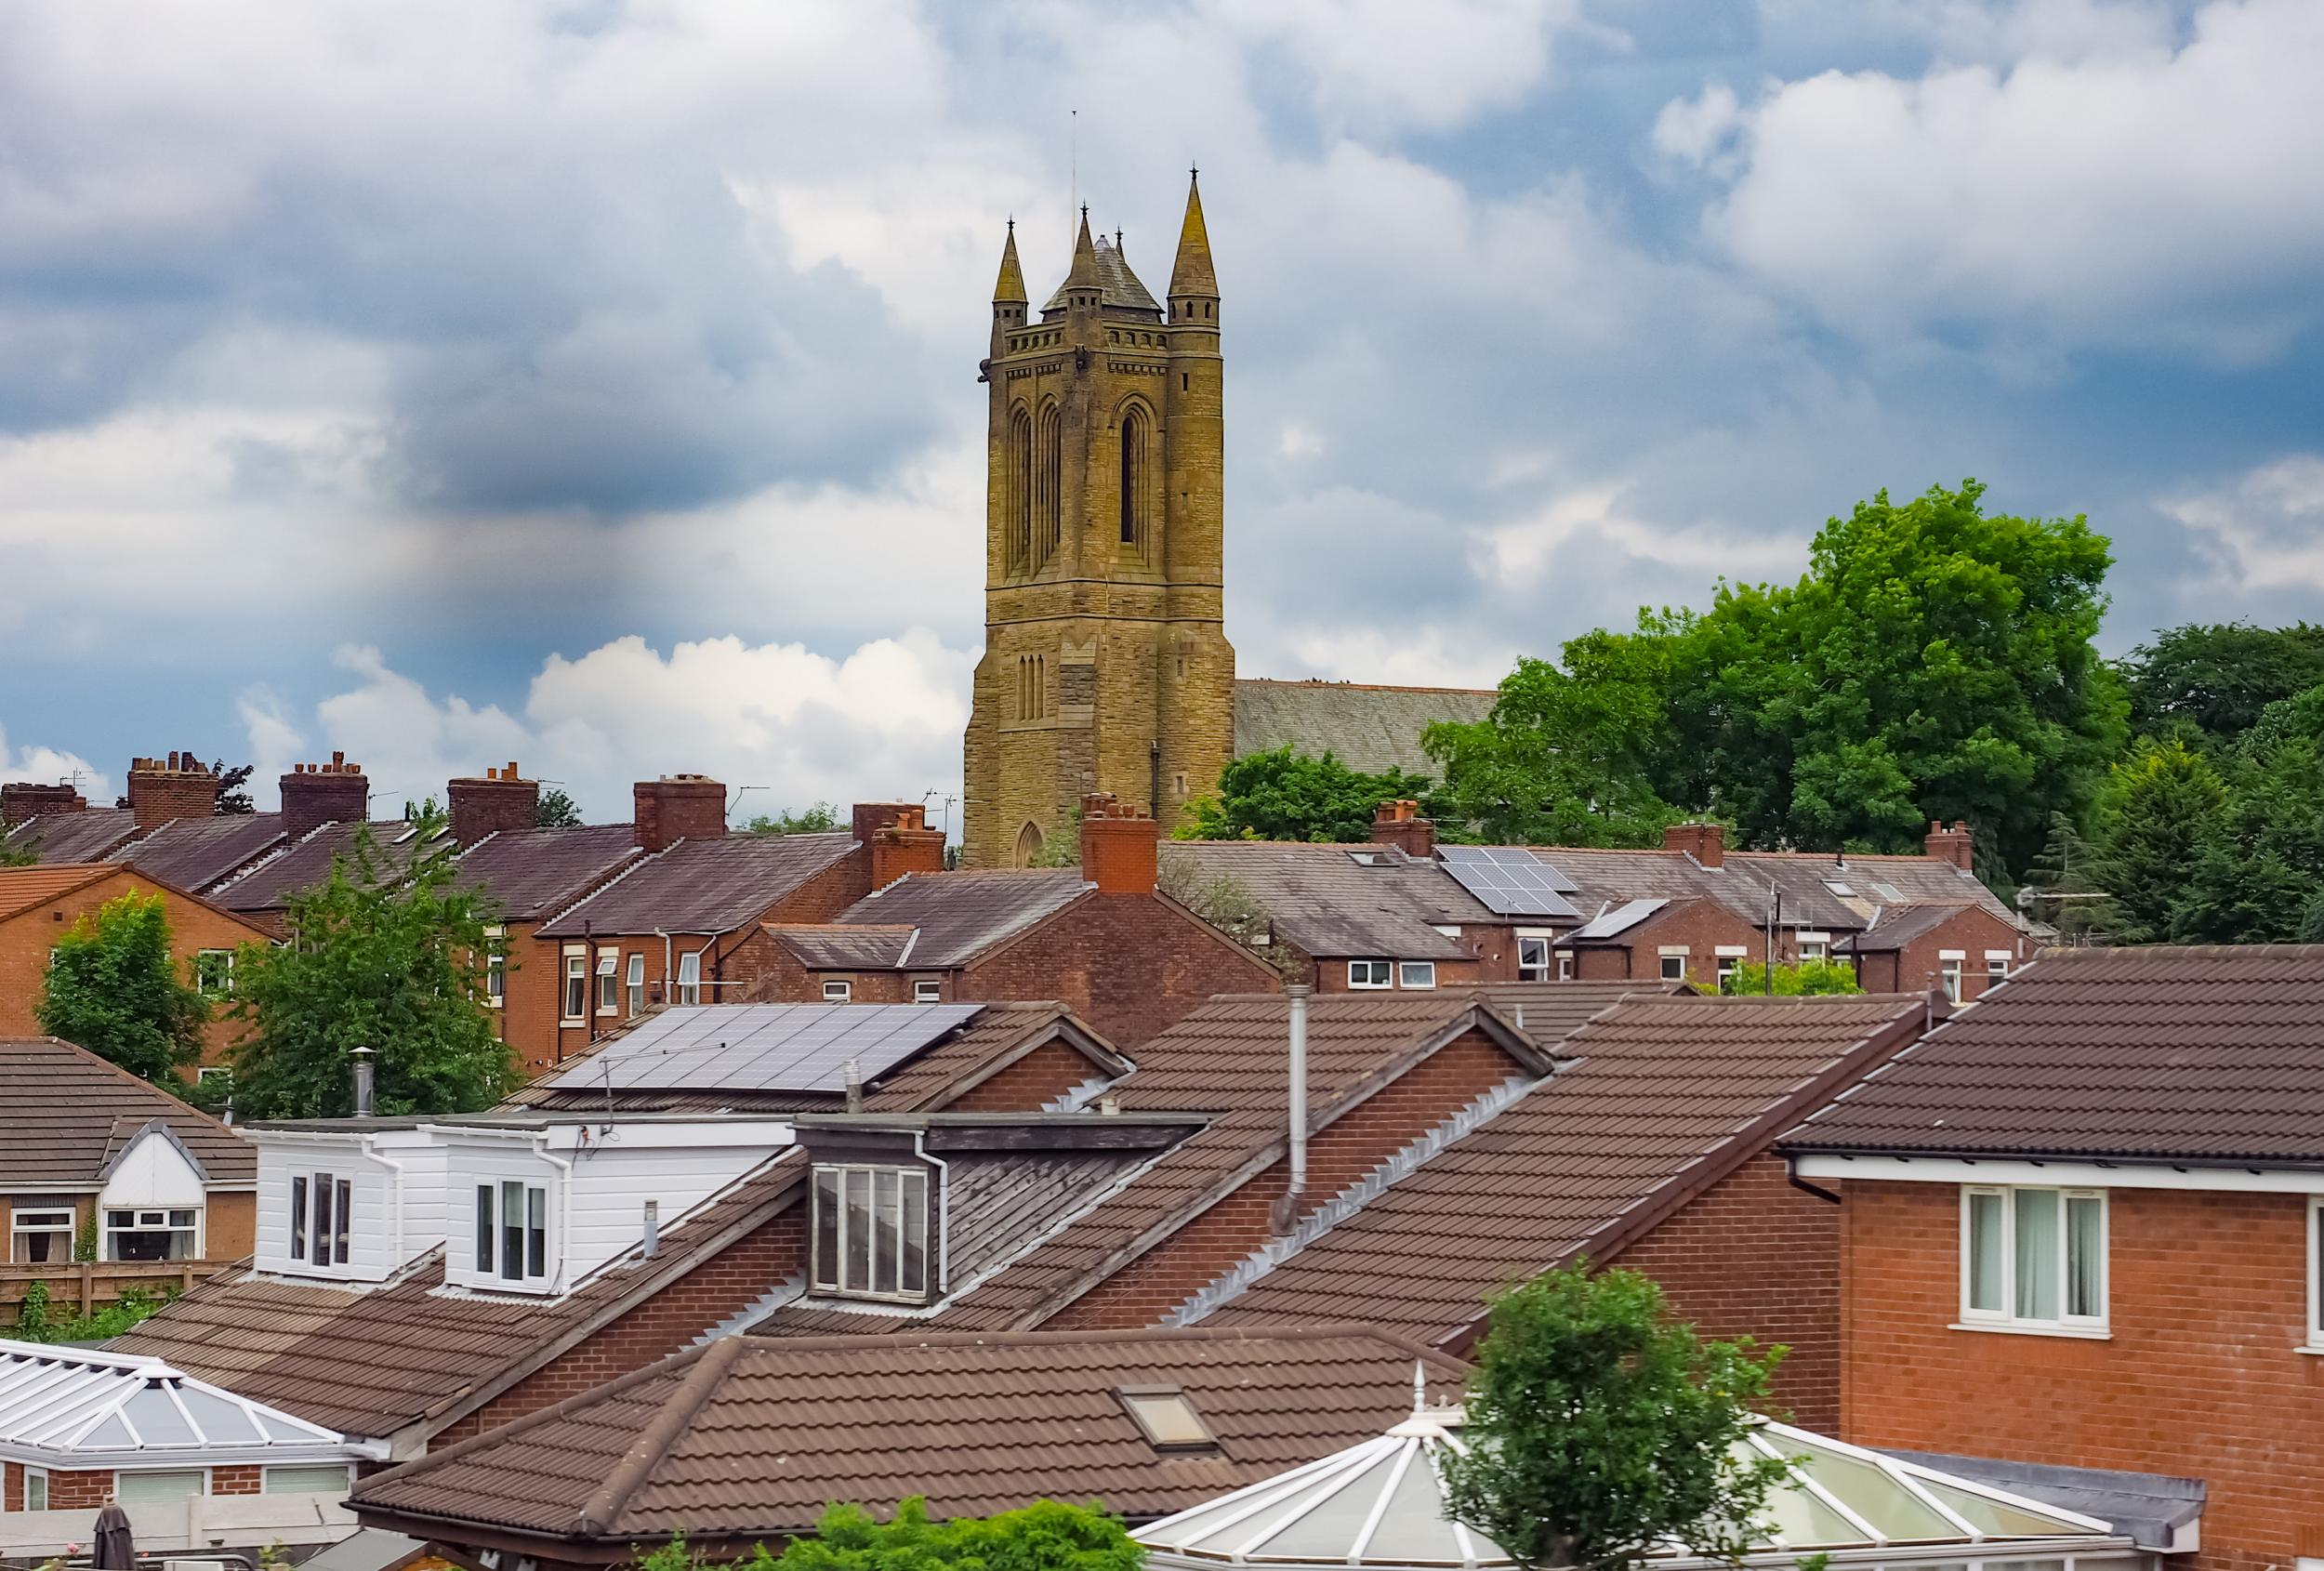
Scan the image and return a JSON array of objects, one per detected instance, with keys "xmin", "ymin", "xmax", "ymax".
[
  {"xmin": 474, "ymin": 1180, "xmax": 549, "ymax": 1286},
  {"xmin": 1961, "ymin": 1185, "xmax": 2106, "ymax": 1330},
  {"xmin": 676, "ymin": 950, "xmax": 702, "ymax": 1005}
]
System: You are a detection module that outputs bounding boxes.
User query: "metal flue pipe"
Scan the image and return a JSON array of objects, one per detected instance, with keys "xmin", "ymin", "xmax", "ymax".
[
  {"xmin": 1272, "ymin": 985, "xmax": 1312, "ymax": 1234},
  {"xmin": 350, "ymin": 1045, "xmax": 376, "ymax": 1116}
]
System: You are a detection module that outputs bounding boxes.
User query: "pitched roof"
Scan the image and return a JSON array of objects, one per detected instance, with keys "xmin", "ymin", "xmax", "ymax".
[
  {"xmin": 1042, "ymin": 231, "xmax": 1162, "ymax": 316},
  {"xmin": 120, "ymin": 813, "xmax": 289, "ymax": 893},
  {"xmin": 0, "ymin": 1036, "xmax": 255, "ymax": 1189},
  {"xmin": 1784, "ymin": 944, "xmax": 2324, "ymax": 1165},
  {"xmin": 0, "ymin": 865, "xmax": 114, "ymax": 921},
  {"xmin": 4, "ymin": 808, "xmax": 139, "ymax": 865},
  {"xmin": 1830, "ymin": 902, "xmax": 1971, "ymax": 954},
  {"xmin": 1459, "ymin": 980, "xmax": 1693, "ymax": 1046},
  {"xmin": 347, "ymin": 1327, "xmax": 1467, "ymax": 1541},
  {"xmin": 1198, "ymin": 994, "xmax": 1929, "ymax": 1345},
  {"xmin": 1161, "ymin": 841, "xmax": 1484, "ymax": 960},
  {"xmin": 1232, "ymin": 680, "xmax": 1493, "ymax": 780},
  {"xmin": 793, "ymin": 869, "xmax": 1091, "ymax": 969},
  {"xmin": 212, "ymin": 821, "xmax": 452, "ymax": 917},
  {"xmin": 538, "ymin": 832, "xmax": 858, "ymax": 938},
  {"xmin": 0, "ymin": 1337, "xmax": 375, "ymax": 1467}
]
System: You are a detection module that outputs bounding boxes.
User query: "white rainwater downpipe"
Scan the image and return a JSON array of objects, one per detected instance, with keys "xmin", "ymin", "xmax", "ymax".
[{"xmin": 1271, "ymin": 984, "xmax": 1311, "ymax": 1234}]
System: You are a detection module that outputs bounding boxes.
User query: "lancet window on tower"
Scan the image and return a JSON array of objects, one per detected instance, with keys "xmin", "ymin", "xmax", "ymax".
[
  {"xmin": 1014, "ymin": 653, "xmax": 1048, "ymax": 721},
  {"xmin": 1036, "ymin": 403, "xmax": 1063, "ymax": 567},
  {"xmin": 1118, "ymin": 406, "xmax": 1148, "ymax": 556},
  {"xmin": 1008, "ymin": 406, "xmax": 1033, "ymax": 572}
]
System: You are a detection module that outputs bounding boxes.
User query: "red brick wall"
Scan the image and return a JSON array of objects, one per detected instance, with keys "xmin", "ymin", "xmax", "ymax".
[
  {"xmin": 45, "ymin": 1469, "xmax": 116, "ymax": 1509},
  {"xmin": 3, "ymin": 1459, "xmax": 19, "ymax": 1511},
  {"xmin": 964, "ymin": 893, "xmax": 1281, "ymax": 1049},
  {"xmin": 1838, "ymin": 1178, "xmax": 2324, "ymax": 1571},
  {"xmin": 1051, "ymin": 1030, "xmax": 1527, "ymax": 1328},
  {"xmin": 212, "ymin": 1464, "xmax": 262, "ymax": 1496},
  {"xmin": 1304, "ymin": 955, "xmax": 1489, "ymax": 993},
  {"xmin": 1567, "ymin": 900, "xmax": 1817, "ymax": 988},
  {"xmin": 1606, "ymin": 1153, "xmax": 1844, "ymax": 1431},
  {"xmin": 944, "ymin": 1039, "xmax": 1105, "ymax": 1112},
  {"xmin": 439, "ymin": 1204, "xmax": 808, "ymax": 1443},
  {"xmin": 1886, "ymin": 905, "xmax": 2027, "ymax": 1001}
]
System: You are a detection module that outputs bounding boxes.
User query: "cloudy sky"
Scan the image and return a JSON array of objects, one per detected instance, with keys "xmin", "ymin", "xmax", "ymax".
[{"xmin": 4, "ymin": 0, "xmax": 2321, "ymax": 825}]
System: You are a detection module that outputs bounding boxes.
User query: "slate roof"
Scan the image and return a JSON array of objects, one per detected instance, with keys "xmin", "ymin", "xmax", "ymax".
[
  {"xmin": 1232, "ymin": 680, "xmax": 1493, "ymax": 780},
  {"xmin": 1728, "ymin": 851, "xmax": 2014, "ymax": 930},
  {"xmin": 452, "ymin": 825, "xmax": 640, "ymax": 922},
  {"xmin": 1784, "ymin": 944, "xmax": 2324, "ymax": 1165},
  {"xmin": 1161, "ymin": 841, "xmax": 1485, "ymax": 961},
  {"xmin": 1200, "ymin": 994, "xmax": 1929, "ymax": 1345},
  {"xmin": 0, "ymin": 1036, "xmax": 255, "ymax": 1189},
  {"xmin": 788, "ymin": 869, "xmax": 1092, "ymax": 970},
  {"xmin": 213, "ymin": 821, "xmax": 452, "ymax": 918},
  {"xmin": 347, "ymin": 1327, "xmax": 1468, "ymax": 1540},
  {"xmin": 120, "ymin": 813, "xmax": 289, "ymax": 893},
  {"xmin": 1041, "ymin": 235, "xmax": 1163, "ymax": 316},
  {"xmin": 112, "ymin": 1156, "xmax": 809, "ymax": 1440},
  {"xmin": 1831, "ymin": 903, "xmax": 1967, "ymax": 954},
  {"xmin": 538, "ymin": 833, "xmax": 858, "ymax": 938},
  {"xmin": 765, "ymin": 924, "xmax": 917, "ymax": 969},
  {"xmin": 4, "ymin": 808, "xmax": 139, "ymax": 865}
]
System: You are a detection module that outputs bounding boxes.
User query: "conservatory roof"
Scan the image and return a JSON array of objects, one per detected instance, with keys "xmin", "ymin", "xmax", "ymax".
[
  {"xmin": 0, "ymin": 1338, "xmax": 385, "ymax": 1469},
  {"xmin": 1137, "ymin": 1406, "xmax": 2123, "ymax": 1570}
]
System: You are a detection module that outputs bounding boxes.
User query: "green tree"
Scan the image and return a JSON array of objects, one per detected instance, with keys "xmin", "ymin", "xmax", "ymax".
[
  {"xmin": 0, "ymin": 835, "xmax": 38, "ymax": 868},
  {"xmin": 1181, "ymin": 746, "xmax": 1438, "ymax": 842},
  {"xmin": 2082, "ymin": 738, "xmax": 2227, "ymax": 943},
  {"xmin": 1442, "ymin": 1262, "xmax": 1789, "ymax": 1571},
  {"xmin": 2172, "ymin": 684, "xmax": 2324, "ymax": 944},
  {"xmin": 36, "ymin": 889, "xmax": 209, "ymax": 1085},
  {"xmin": 637, "ymin": 1499, "xmax": 1143, "ymax": 1571},
  {"xmin": 746, "ymin": 802, "xmax": 842, "ymax": 835},
  {"xmin": 226, "ymin": 812, "xmax": 518, "ymax": 1117},
  {"xmin": 535, "ymin": 787, "xmax": 583, "ymax": 827},
  {"xmin": 1718, "ymin": 958, "xmax": 1863, "ymax": 996},
  {"xmin": 2119, "ymin": 621, "xmax": 2324, "ymax": 748}
]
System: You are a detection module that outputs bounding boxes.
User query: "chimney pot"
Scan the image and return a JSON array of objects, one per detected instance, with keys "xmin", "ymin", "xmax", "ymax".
[
  {"xmin": 1079, "ymin": 792, "xmax": 1158, "ymax": 893},
  {"xmin": 126, "ymin": 750, "xmax": 218, "ymax": 832},
  {"xmin": 1368, "ymin": 799, "xmax": 1435, "ymax": 860},
  {"xmin": 634, "ymin": 774, "xmax": 727, "ymax": 852},
  {"xmin": 449, "ymin": 763, "xmax": 541, "ymax": 847},
  {"xmin": 280, "ymin": 756, "xmax": 369, "ymax": 839}
]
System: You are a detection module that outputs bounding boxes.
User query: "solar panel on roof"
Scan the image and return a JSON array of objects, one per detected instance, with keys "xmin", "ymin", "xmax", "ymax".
[
  {"xmin": 542, "ymin": 1003, "xmax": 983, "ymax": 1095},
  {"xmin": 1435, "ymin": 845, "xmax": 1583, "ymax": 919}
]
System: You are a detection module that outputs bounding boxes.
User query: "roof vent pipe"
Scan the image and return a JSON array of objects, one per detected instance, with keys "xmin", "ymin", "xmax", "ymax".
[
  {"xmin": 642, "ymin": 1199, "xmax": 660, "ymax": 1259},
  {"xmin": 843, "ymin": 1058, "xmax": 863, "ymax": 1114},
  {"xmin": 1271, "ymin": 985, "xmax": 1311, "ymax": 1235},
  {"xmin": 350, "ymin": 1046, "xmax": 376, "ymax": 1117}
]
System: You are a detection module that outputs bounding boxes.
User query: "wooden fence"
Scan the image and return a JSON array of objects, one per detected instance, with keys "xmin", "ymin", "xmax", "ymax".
[{"xmin": 0, "ymin": 1259, "xmax": 230, "ymax": 1318}]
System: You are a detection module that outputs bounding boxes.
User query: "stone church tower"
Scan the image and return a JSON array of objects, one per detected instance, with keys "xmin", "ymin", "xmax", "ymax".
[{"xmin": 961, "ymin": 176, "xmax": 1235, "ymax": 867}]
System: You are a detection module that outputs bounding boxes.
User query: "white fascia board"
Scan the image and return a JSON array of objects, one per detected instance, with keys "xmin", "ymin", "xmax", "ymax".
[
  {"xmin": 537, "ymin": 1120, "xmax": 794, "ymax": 1153},
  {"xmin": 1796, "ymin": 1153, "xmax": 2324, "ymax": 1194}
]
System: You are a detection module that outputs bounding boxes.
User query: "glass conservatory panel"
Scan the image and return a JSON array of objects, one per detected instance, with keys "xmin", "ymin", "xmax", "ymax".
[
  {"xmin": 123, "ymin": 1388, "xmax": 198, "ymax": 1445},
  {"xmin": 1360, "ymin": 1450, "xmax": 1484, "ymax": 1563},
  {"xmin": 1783, "ymin": 1436, "xmax": 1958, "ymax": 1539},
  {"xmin": 1918, "ymin": 1480, "xmax": 2096, "ymax": 1538},
  {"xmin": 82, "ymin": 1412, "xmax": 136, "ymax": 1448},
  {"xmin": 1257, "ymin": 1451, "xmax": 1402, "ymax": 1556},
  {"xmin": 173, "ymin": 1384, "xmax": 263, "ymax": 1444},
  {"xmin": 1759, "ymin": 1474, "xmax": 1868, "ymax": 1547}
]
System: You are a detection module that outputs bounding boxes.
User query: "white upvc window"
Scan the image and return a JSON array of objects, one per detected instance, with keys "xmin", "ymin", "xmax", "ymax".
[
  {"xmin": 812, "ymin": 1164, "xmax": 931, "ymax": 1302},
  {"xmin": 23, "ymin": 1466, "xmax": 47, "ymax": 1511},
  {"xmin": 1398, "ymin": 961, "xmax": 1436, "ymax": 990},
  {"xmin": 676, "ymin": 950, "xmax": 702, "ymax": 1005},
  {"xmin": 1797, "ymin": 931, "xmax": 1829, "ymax": 961},
  {"xmin": 474, "ymin": 1180, "xmax": 549, "ymax": 1286},
  {"xmin": 561, "ymin": 948, "xmax": 588, "ymax": 1021},
  {"xmin": 1961, "ymin": 1185, "xmax": 2106, "ymax": 1332},
  {"xmin": 483, "ymin": 925, "xmax": 506, "ymax": 1008},
  {"xmin": 2308, "ymin": 1199, "xmax": 2324, "ymax": 1351},
  {"xmin": 10, "ymin": 1203, "xmax": 74, "ymax": 1265},
  {"xmin": 627, "ymin": 953, "xmax": 646, "ymax": 1014},
  {"xmin": 1347, "ymin": 959, "xmax": 1392, "ymax": 989},
  {"xmin": 262, "ymin": 1464, "xmax": 352, "ymax": 1496},
  {"xmin": 105, "ymin": 1207, "xmax": 201, "ymax": 1262},
  {"xmin": 1557, "ymin": 950, "xmax": 1574, "ymax": 981},
  {"xmin": 1516, "ymin": 934, "xmax": 1551, "ymax": 983},
  {"xmin": 596, "ymin": 948, "xmax": 620, "ymax": 1013},
  {"xmin": 1939, "ymin": 948, "xmax": 1966, "ymax": 1004},
  {"xmin": 823, "ymin": 978, "xmax": 853, "ymax": 1002},
  {"xmin": 113, "ymin": 1470, "xmax": 205, "ymax": 1502},
  {"xmin": 287, "ymin": 1173, "xmax": 350, "ymax": 1269},
  {"xmin": 194, "ymin": 948, "xmax": 235, "ymax": 998},
  {"xmin": 914, "ymin": 979, "xmax": 942, "ymax": 1004},
  {"xmin": 1986, "ymin": 949, "xmax": 2014, "ymax": 983},
  {"xmin": 1714, "ymin": 945, "xmax": 1748, "ymax": 992},
  {"xmin": 1658, "ymin": 946, "xmax": 1688, "ymax": 982}
]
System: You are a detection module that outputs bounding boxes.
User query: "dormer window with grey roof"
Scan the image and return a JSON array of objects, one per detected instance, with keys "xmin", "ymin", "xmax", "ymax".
[{"xmin": 812, "ymin": 1163, "xmax": 931, "ymax": 1303}]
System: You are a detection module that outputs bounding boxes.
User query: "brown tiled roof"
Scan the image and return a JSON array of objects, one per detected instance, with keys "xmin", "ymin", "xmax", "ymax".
[
  {"xmin": 5, "ymin": 808, "xmax": 140, "ymax": 865},
  {"xmin": 121, "ymin": 813, "xmax": 289, "ymax": 893},
  {"xmin": 1160, "ymin": 841, "xmax": 1483, "ymax": 960},
  {"xmin": 112, "ymin": 1155, "xmax": 807, "ymax": 1440},
  {"xmin": 0, "ymin": 865, "xmax": 113, "ymax": 921},
  {"xmin": 0, "ymin": 1036, "xmax": 255, "ymax": 1189},
  {"xmin": 1200, "ymin": 994, "xmax": 1930, "ymax": 1345},
  {"xmin": 813, "ymin": 869, "xmax": 1091, "ymax": 969},
  {"xmin": 452, "ymin": 825, "xmax": 641, "ymax": 922},
  {"xmin": 1459, "ymin": 979, "xmax": 1693, "ymax": 1046},
  {"xmin": 1784, "ymin": 944, "xmax": 2324, "ymax": 1165},
  {"xmin": 349, "ymin": 1326, "xmax": 1468, "ymax": 1541},
  {"xmin": 538, "ymin": 833, "xmax": 858, "ymax": 939},
  {"xmin": 1830, "ymin": 903, "xmax": 1973, "ymax": 954},
  {"xmin": 212, "ymin": 821, "xmax": 453, "ymax": 917},
  {"xmin": 1232, "ymin": 680, "xmax": 1494, "ymax": 780}
]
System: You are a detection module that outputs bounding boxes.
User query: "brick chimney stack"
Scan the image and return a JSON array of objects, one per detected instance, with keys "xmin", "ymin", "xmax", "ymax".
[
  {"xmin": 1079, "ymin": 792, "xmax": 1159, "ymax": 895},
  {"xmin": 634, "ymin": 774, "xmax": 726, "ymax": 852},
  {"xmin": 860, "ymin": 802, "xmax": 947, "ymax": 889},
  {"xmin": 1662, "ymin": 821, "xmax": 1725, "ymax": 869},
  {"xmin": 126, "ymin": 751, "xmax": 218, "ymax": 832},
  {"xmin": 448, "ymin": 762, "xmax": 541, "ymax": 847},
  {"xmin": 1924, "ymin": 819, "xmax": 1974, "ymax": 871},
  {"xmin": 1369, "ymin": 799, "xmax": 1436, "ymax": 860},
  {"xmin": 279, "ymin": 752, "xmax": 369, "ymax": 839},
  {"xmin": 2, "ymin": 782, "xmax": 86, "ymax": 829}
]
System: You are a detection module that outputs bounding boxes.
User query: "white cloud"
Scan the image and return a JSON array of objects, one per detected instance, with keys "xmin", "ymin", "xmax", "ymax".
[
  {"xmin": 0, "ymin": 727, "xmax": 110, "ymax": 803},
  {"xmin": 2163, "ymin": 455, "xmax": 2324, "ymax": 594},
  {"xmin": 1651, "ymin": 83, "xmax": 1743, "ymax": 175},
  {"xmin": 1689, "ymin": 0, "xmax": 2324, "ymax": 359}
]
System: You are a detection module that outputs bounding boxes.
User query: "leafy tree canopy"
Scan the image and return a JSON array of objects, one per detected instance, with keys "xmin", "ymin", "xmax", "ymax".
[
  {"xmin": 2083, "ymin": 738, "xmax": 2228, "ymax": 944},
  {"xmin": 638, "ymin": 1499, "xmax": 1143, "ymax": 1571},
  {"xmin": 1442, "ymin": 1261, "xmax": 1789, "ymax": 1571},
  {"xmin": 536, "ymin": 787, "xmax": 583, "ymax": 827},
  {"xmin": 746, "ymin": 802, "xmax": 842, "ymax": 836},
  {"xmin": 2119, "ymin": 621, "xmax": 2324, "ymax": 748},
  {"xmin": 1181, "ymin": 746, "xmax": 1438, "ymax": 842},
  {"xmin": 1718, "ymin": 958, "xmax": 1864, "ymax": 996},
  {"xmin": 225, "ymin": 811, "xmax": 518, "ymax": 1118},
  {"xmin": 2171, "ymin": 683, "xmax": 2324, "ymax": 944},
  {"xmin": 37, "ymin": 889, "xmax": 208, "ymax": 1085}
]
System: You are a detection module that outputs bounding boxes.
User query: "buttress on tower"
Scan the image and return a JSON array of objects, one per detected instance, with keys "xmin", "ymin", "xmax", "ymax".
[{"xmin": 962, "ymin": 176, "xmax": 1235, "ymax": 867}]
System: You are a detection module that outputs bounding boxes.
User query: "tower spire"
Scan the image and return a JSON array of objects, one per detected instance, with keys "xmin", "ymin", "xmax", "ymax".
[
  {"xmin": 1169, "ymin": 168, "xmax": 1217, "ymax": 297},
  {"xmin": 1066, "ymin": 205, "xmax": 1100, "ymax": 292},
  {"xmin": 993, "ymin": 218, "xmax": 1026, "ymax": 305}
]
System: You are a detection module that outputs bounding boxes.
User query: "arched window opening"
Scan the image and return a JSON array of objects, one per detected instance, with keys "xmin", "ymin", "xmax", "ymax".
[
  {"xmin": 1119, "ymin": 408, "xmax": 1145, "ymax": 548},
  {"xmin": 1014, "ymin": 822, "xmax": 1045, "ymax": 868},
  {"xmin": 1008, "ymin": 407, "xmax": 1033, "ymax": 573},
  {"xmin": 1034, "ymin": 404, "xmax": 1063, "ymax": 569}
]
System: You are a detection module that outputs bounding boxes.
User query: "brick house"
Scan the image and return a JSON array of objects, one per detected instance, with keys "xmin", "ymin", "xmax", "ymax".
[
  {"xmin": 758, "ymin": 795, "xmax": 1282, "ymax": 1048},
  {"xmin": 0, "ymin": 865, "xmax": 277, "ymax": 1067},
  {"xmin": 1, "ymin": 1036, "xmax": 255, "ymax": 1316},
  {"xmin": 1782, "ymin": 944, "xmax": 2324, "ymax": 1571}
]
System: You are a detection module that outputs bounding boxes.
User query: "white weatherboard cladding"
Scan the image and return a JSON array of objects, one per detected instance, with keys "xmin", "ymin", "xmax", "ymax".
[
  {"xmin": 253, "ymin": 1133, "xmax": 441, "ymax": 1284},
  {"xmin": 560, "ymin": 1134, "xmax": 776, "ymax": 1280},
  {"xmin": 99, "ymin": 1129, "xmax": 207, "ymax": 1210}
]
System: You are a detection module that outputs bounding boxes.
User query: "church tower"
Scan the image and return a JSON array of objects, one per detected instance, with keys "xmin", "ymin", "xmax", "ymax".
[{"xmin": 962, "ymin": 177, "xmax": 1236, "ymax": 867}]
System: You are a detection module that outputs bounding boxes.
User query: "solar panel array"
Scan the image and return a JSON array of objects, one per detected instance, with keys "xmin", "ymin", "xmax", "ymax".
[
  {"xmin": 1436, "ymin": 845, "xmax": 1583, "ymax": 919},
  {"xmin": 543, "ymin": 1003, "xmax": 984, "ymax": 1094}
]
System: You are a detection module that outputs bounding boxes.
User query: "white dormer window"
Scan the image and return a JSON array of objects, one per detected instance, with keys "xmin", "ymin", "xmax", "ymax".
[
  {"xmin": 812, "ymin": 1165, "xmax": 930, "ymax": 1303},
  {"xmin": 1516, "ymin": 934, "xmax": 1551, "ymax": 982},
  {"xmin": 824, "ymin": 979, "xmax": 853, "ymax": 1002},
  {"xmin": 914, "ymin": 979, "xmax": 942, "ymax": 1004},
  {"xmin": 288, "ymin": 1174, "xmax": 350, "ymax": 1268},
  {"xmin": 1398, "ymin": 961, "xmax": 1436, "ymax": 990},
  {"xmin": 1348, "ymin": 959, "xmax": 1392, "ymax": 989},
  {"xmin": 105, "ymin": 1208, "xmax": 201, "ymax": 1262},
  {"xmin": 474, "ymin": 1181, "xmax": 548, "ymax": 1286}
]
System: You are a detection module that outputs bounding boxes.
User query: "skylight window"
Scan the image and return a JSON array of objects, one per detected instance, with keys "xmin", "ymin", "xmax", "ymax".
[
  {"xmin": 1869, "ymin": 880, "xmax": 1904, "ymax": 901},
  {"xmin": 1117, "ymin": 1386, "xmax": 1218, "ymax": 1451},
  {"xmin": 1824, "ymin": 880, "xmax": 1855, "ymax": 898}
]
